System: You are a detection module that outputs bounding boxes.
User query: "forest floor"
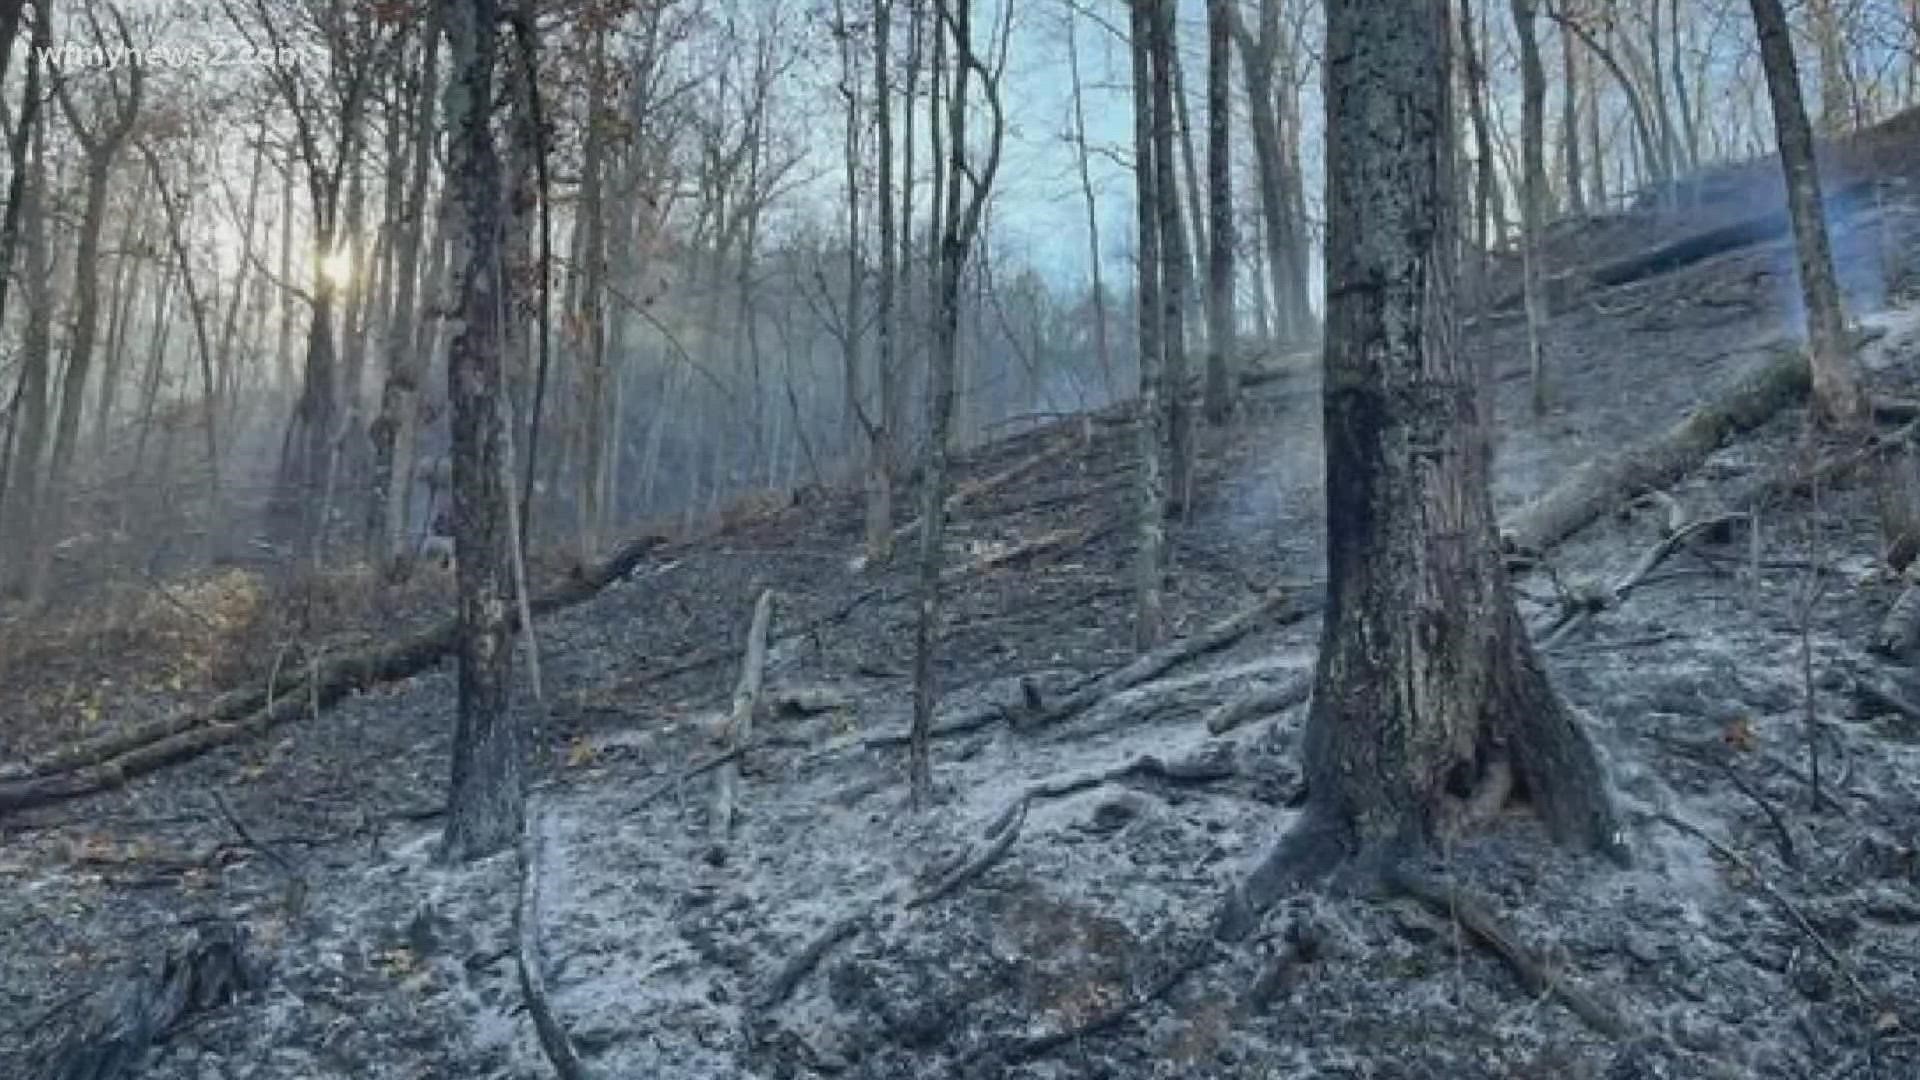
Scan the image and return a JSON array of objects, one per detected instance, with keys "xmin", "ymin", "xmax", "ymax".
[{"xmin": 9, "ymin": 131, "xmax": 1920, "ymax": 1078}]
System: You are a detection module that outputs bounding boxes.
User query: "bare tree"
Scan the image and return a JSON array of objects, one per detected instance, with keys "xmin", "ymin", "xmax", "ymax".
[
  {"xmin": 1063, "ymin": 9, "xmax": 1113, "ymax": 399},
  {"xmin": 910, "ymin": 0, "xmax": 1005, "ymax": 809},
  {"xmin": 1748, "ymin": 0, "xmax": 1868, "ymax": 428},
  {"xmin": 1219, "ymin": 0, "xmax": 1623, "ymax": 941}
]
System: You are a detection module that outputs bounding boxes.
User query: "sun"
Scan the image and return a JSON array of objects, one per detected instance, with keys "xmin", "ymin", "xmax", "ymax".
[{"xmin": 320, "ymin": 248, "xmax": 353, "ymax": 289}]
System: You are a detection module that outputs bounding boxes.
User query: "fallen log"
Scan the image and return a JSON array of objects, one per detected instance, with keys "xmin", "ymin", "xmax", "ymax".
[
  {"xmin": 0, "ymin": 532, "xmax": 671, "ymax": 814},
  {"xmin": 1014, "ymin": 589, "xmax": 1320, "ymax": 733},
  {"xmin": 1501, "ymin": 338, "xmax": 1808, "ymax": 557},
  {"xmin": 1490, "ymin": 179, "xmax": 1876, "ymax": 314},
  {"xmin": 911, "ymin": 436, "xmax": 1074, "ymax": 533}
]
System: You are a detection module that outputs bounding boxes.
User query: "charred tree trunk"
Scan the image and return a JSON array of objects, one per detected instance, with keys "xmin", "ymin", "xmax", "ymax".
[
  {"xmin": 2, "ymin": 108, "xmax": 51, "ymax": 595},
  {"xmin": 1748, "ymin": 0, "xmax": 1869, "ymax": 428},
  {"xmin": 1219, "ymin": 0, "xmax": 1623, "ymax": 942},
  {"xmin": 1202, "ymin": 0, "xmax": 1236, "ymax": 425},
  {"xmin": 440, "ymin": 0, "xmax": 522, "ymax": 863},
  {"xmin": 869, "ymin": 0, "xmax": 899, "ymax": 566}
]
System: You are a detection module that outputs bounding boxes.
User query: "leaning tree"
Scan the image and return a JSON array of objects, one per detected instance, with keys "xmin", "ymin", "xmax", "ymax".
[{"xmin": 1217, "ymin": 0, "xmax": 1625, "ymax": 941}]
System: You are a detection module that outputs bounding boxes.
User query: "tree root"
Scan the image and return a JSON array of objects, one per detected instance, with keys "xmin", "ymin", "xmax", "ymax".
[{"xmin": 1384, "ymin": 864, "xmax": 1633, "ymax": 1040}]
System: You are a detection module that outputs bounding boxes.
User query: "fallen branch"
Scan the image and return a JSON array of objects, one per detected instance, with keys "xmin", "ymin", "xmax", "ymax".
[
  {"xmin": 913, "ymin": 752, "xmax": 1237, "ymax": 911},
  {"xmin": 908, "ymin": 803, "xmax": 1027, "ymax": 908},
  {"xmin": 710, "ymin": 590, "xmax": 775, "ymax": 853},
  {"xmin": 1540, "ymin": 511, "xmax": 1747, "ymax": 647},
  {"xmin": 3, "ymin": 532, "xmax": 671, "ymax": 792},
  {"xmin": 1385, "ymin": 865, "xmax": 1631, "ymax": 1040},
  {"xmin": 1015, "ymin": 589, "xmax": 1320, "ymax": 733},
  {"xmin": 942, "ymin": 526, "xmax": 1087, "ymax": 581},
  {"xmin": 519, "ymin": 808, "xmax": 593, "ymax": 1080},
  {"xmin": 1730, "ymin": 414, "xmax": 1920, "ymax": 514}
]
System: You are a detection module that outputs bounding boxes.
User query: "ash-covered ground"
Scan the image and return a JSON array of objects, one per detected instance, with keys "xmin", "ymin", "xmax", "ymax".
[{"xmin": 7, "ymin": 142, "xmax": 1920, "ymax": 1079}]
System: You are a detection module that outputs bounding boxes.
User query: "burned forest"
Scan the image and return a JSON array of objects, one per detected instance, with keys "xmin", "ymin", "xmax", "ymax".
[{"xmin": 5, "ymin": 0, "xmax": 1920, "ymax": 1077}]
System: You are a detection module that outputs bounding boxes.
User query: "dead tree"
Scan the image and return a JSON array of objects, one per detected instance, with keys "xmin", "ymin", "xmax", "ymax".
[
  {"xmin": 911, "ymin": 0, "xmax": 1005, "ymax": 809},
  {"xmin": 1219, "ymin": 0, "xmax": 1623, "ymax": 942}
]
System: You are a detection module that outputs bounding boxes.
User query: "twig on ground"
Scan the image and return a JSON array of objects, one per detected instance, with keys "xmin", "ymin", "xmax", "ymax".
[
  {"xmin": 1386, "ymin": 865, "xmax": 1632, "ymax": 1040},
  {"xmin": 1017, "ymin": 589, "xmax": 1319, "ymax": 733},
  {"xmin": 1002, "ymin": 937, "xmax": 1218, "ymax": 1063},
  {"xmin": 1658, "ymin": 813, "xmax": 1879, "ymax": 1009},
  {"xmin": 756, "ymin": 906, "xmax": 879, "ymax": 1010}
]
